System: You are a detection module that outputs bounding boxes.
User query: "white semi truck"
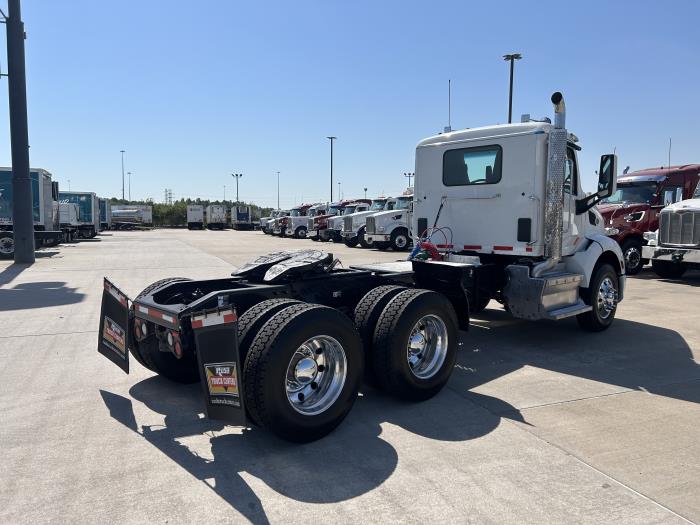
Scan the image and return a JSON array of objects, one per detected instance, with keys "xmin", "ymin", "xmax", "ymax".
[
  {"xmin": 642, "ymin": 196, "xmax": 700, "ymax": 278},
  {"xmin": 366, "ymin": 192, "xmax": 413, "ymax": 251},
  {"xmin": 98, "ymin": 92, "xmax": 625, "ymax": 444},
  {"xmin": 340, "ymin": 197, "xmax": 395, "ymax": 248},
  {"xmin": 187, "ymin": 205, "xmax": 204, "ymax": 230},
  {"xmin": 260, "ymin": 210, "xmax": 282, "ymax": 234},
  {"xmin": 285, "ymin": 203, "xmax": 326, "ymax": 238},
  {"xmin": 205, "ymin": 205, "xmax": 227, "ymax": 230},
  {"xmin": 326, "ymin": 201, "xmax": 370, "ymax": 242}
]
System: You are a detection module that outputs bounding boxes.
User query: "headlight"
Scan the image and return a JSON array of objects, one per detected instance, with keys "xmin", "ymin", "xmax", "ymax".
[
  {"xmin": 605, "ymin": 227, "xmax": 620, "ymax": 236},
  {"xmin": 392, "ymin": 214, "xmax": 403, "ymax": 220},
  {"xmin": 643, "ymin": 231, "xmax": 657, "ymax": 242},
  {"xmin": 378, "ymin": 226, "xmax": 385, "ymax": 232},
  {"xmin": 623, "ymin": 211, "xmax": 645, "ymax": 222}
]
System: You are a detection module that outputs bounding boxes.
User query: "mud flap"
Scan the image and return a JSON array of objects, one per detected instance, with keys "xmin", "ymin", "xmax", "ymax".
[
  {"xmin": 192, "ymin": 307, "xmax": 247, "ymax": 427},
  {"xmin": 98, "ymin": 278, "xmax": 131, "ymax": 373}
]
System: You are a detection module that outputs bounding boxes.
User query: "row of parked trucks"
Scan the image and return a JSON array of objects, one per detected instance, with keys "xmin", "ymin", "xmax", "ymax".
[
  {"xmin": 259, "ymin": 193, "xmax": 415, "ymax": 252},
  {"xmin": 103, "ymin": 92, "xmax": 685, "ymax": 444},
  {"xmin": 186, "ymin": 204, "xmax": 255, "ymax": 231},
  {"xmin": 0, "ymin": 166, "xmax": 153, "ymax": 259}
]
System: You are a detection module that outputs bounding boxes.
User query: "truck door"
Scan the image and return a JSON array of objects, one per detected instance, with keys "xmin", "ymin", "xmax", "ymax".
[{"xmin": 562, "ymin": 146, "xmax": 583, "ymax": 255}]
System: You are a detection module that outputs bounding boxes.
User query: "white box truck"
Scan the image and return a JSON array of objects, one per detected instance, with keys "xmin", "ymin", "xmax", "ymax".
[
  {"xmin": 232, "ymin": 206, "xmax": 255, "ymax": 230},
  {"xmin": 187, "ymin": 205, "xmax": 204, "ymax": 230},
  {"xmin": 206, "ymin": 204, "xmax": 227, "ymax": 230},
  {"xmin": 59, "ymin": 191, "xmax": 100, "ymax": 238},
  {"xmin": 0, "ymin": 167, "xmax": 64, "ymax": 258},
  {"xmin": 59, "ymin": 202, "xmax": 81, "ymax": 242}
]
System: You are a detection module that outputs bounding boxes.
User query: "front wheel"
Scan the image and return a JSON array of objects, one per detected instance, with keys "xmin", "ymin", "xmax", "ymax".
[
  {"xmin": 0, "ymin": 233, "xmax": 15, "ymax": 259},
  {"xmin": 295, "ymin": 226, "xmax": 308, "ymax": 239},
  {"xmin": 651, "ymin": 260, "xmax": 686, "ymax": 279},
  {"xmin": 576, "ymin": 264, "xmax": 619, "ymax": 332},
  {"xmin": 243, "ymin": 303, "xmax": 363, "ymax": 442},
  {"xmin": 390, "ymin": 228, "xmax": 410, "ymax": 251},
  {"xmin": 358, "ymin": 227, "xmax": 373, "ymax": 248},
  {"xmin": 343, "ymin": 236, "xmax": 359, "ymax": 248},
  {"xmin": 621, "ymin": 238, "xmax": 643, "ymax": 275}
]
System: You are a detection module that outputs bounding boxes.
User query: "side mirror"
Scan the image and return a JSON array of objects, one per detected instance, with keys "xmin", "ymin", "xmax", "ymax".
[
  {"xmin": 576, "ymin": 154, "xmax": 617, "ymax": 214},
  {"xmin": 597, "ymin": 154, "xmax": 617, "ymax": 198}
]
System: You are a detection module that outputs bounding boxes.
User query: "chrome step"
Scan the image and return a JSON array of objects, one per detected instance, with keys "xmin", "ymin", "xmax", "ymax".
[{"xmin": 545, "ymin": 301, "xmax": 591, "ymax": 320}]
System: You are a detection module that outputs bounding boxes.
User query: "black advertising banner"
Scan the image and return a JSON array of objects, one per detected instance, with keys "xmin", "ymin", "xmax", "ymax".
[
  {"xmin": 98, "ymin": 278, "xmax": 130, "ymax": 373},
  {"xmin": 192, "ymin": 307, "xmax": 247, "ymax": 427}
]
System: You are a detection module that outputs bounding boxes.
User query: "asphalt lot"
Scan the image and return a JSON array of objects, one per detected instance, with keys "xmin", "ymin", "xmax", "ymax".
[{"xmin": 1, "ymin": 228, "xmax": 699, "ymax": 524}]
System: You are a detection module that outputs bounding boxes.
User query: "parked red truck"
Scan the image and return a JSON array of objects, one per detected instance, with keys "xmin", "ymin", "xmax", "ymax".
[{"xmin": 597, "ymin": 164, "xmax": 700, "ymax": 274}]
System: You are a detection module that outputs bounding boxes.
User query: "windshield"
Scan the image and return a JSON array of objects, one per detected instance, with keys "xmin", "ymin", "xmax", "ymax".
[
  {"xmin": 290, "ymin": 209, "xmax": 302, "ymax": 217},
  {"xmin": 315, "ymin": 208, "xmax": 326, "ymax": 216},
  {"xmin": 343, "ymin": 206, "xmax": 356, "ymax": 214},
  {"xmin": 328, "ymin": 206, "xmax": 340, "ymax": 214},
  {"xmin": 602, "ymin": 182, "xmax": 657, "ymax": 204},
  {"xmin": 370, "ymin": 200, "xmax": 386, "ymax": 211},
  {"xmin": 395, "ymin": 197, "xmax": 412, "ymax": 210}
]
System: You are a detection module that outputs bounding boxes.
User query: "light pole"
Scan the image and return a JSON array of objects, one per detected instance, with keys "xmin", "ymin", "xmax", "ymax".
[
  {"xmin": 127, "ymin": 172, "xmax": 132, "ymax": 201},
  {"xmin": 231, "ymin": 173, "xmax": 243, "ymax": 203},
  {"xmin": 404, "ymin": 172, "xmax": 414, "ymax": 188},
  {"xmin": 502, "ymin": 53, "xmax": 522, "ymax": 124},
  {"xmin": 67, "ymin": 179, "xmax": 71, "ymax": 191},
  {"xmin": 337, "ymin": 181, "xmax": 341, "ymax": 200},
  {"xmin": 327, "ymin": 136, "xmax": 336, "ymax": 201},
  {"xmin": 364, "ymin": 187, "xmax": 367, "ymax": 199},
  {"xmin": 120, "ymin": 150, "xmax": 125, "ymax": 200},
  {"xmin": 276, "ymin": 171, "xmax": 280, "ymax": 209}
]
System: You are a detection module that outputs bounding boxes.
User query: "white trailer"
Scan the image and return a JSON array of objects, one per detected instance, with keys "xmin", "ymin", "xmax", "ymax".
[
  {"xmin": 111, "ymin": 204, "xmax": 153, "ymax": 226},
  {"xmin": 99, "ymin": 198, "xmax": 112, "ymax": 230},
  {"xmin": 59, "ymin": 191, "xmax": 100, "ymax": 238},
  {"xmin": 232, "ymin": 205, "xmax": 255, "ymax": 231},
  {"xmin": 187, "ymin": 205, "xmax": 204, "ymax": 230},
  {"xmin": 206, "ymin": 205, "xmax": 227, "ymax": 230},
  {"xmin": 59, "ymin": 202, "xmax": 81, "ymax": 242}
]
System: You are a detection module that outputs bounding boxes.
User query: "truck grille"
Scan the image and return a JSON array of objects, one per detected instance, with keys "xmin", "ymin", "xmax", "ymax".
[
  {"xmin": 659, "ymin": 210, "xmax": 700, "ymax": 247},
  {"xmin": 307, "ymin": 217, "xmax": 314, "ymax": 229},
  {"xmin": 343, "ymin": 216, "xmax": 353, "ymax": 232},
  {"xmin": 365, "ymin": 216, "xmax": 376, "ymax": 234}
]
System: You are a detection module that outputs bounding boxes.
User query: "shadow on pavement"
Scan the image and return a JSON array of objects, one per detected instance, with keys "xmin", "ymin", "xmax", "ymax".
[
  {"xmin": 630, "ymin": 267, "xmax": 700, "ymax": 287},
  {"xmin": 0, "ymin": 281, "xmax": 85, "ymax": 311},
  {"xmin": 0, "ymin": 263, "xmax": 29, "ymax": 285},
  {"xmin": 101, "ymin": 374, "xmax": 520, "ymax": 524}
]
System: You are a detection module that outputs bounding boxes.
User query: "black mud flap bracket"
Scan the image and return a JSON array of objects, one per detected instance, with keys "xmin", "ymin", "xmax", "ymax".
[
  {"xmin": 192, "ymin": 307, "xmax": 247, "ymax": 427},
  {"xmin": 98, "ymin": 277, "xmax": 131, "ymax": 373}
]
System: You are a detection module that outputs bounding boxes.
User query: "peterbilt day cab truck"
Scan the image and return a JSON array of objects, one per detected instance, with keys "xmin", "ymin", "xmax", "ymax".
[
  {"xmin": 366, "ymin": 192, "xmax": 413, "ymax": 251},
  {"xmin": 97, "ymin": 92, "xmax": 624, "ymax": 444},
  {"xmin": 187, "ymin": 205, "xmax": 204, "ymax": 230},
  {"xmin": 642, "ymin": 195, "xmax": 700, "ymax": 279},
  {"xmin": 206, "ymin": 205, "xmax": 227, "ymax": 230},
  {"xmin": 272, "ymin": 205, "xmax": 311, "ymax": 236},
  {"xmin": 309, "ymin": 199, "xmax": 366, "ymax": 241},
  {"xmin": 322, "ymin": 201, "xmax": 371, "ymax": 242},
  {"xmin": 598, "ymin": 164, "xmax": 700, "ymax": 274},
  {"xmin": 285, "ymin": 203, "xmax": 326, "ymax": 238},
  {"xmin": 0, "ymin": 167, "xmax": 64, "ymax": 258},
  {"xmin": 260, "ymin": 210, "xmax": 282, "ymax": 234},
  {"xmin": 341, "ymin": 198, "xmax": 395, "ymax": 248},
  {"xmin": 59, "ymin": 191, "xmax": 101, "ymax": 238}
]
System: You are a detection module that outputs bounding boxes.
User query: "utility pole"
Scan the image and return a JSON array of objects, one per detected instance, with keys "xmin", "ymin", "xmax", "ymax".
[
  {"xmin": 231, "ymin": 173, "xmax": 243, "ymax": 202},
  {"xmin": 337, "ymin": 181, "xmax": 341, "ymax": 200},
  {"xmin": 223, "ymin": 185, "xmax": 226, "ymax": 202},
  {"xmin": 404, "ymin": 172, "xmax": 414, "ymax": 188},
  {"xmin": 276, "ymin": 171, "xmax": 280, "ymax": 209},
  {"xmin": 502, "ymin": 53, "xmax": 522, "ymax": 124},
  {"xmin": 120, "ymin": 150, "xmax": 125, "ymax": 200},
  {"xmin": 327, "ymin": 136, "xmax": 336, "ymax": 201},
  {"xmin": 364, "ymin": 187, "xmax": 367, "ymax": 199},
  {"xmin": 5, "ymin": 0, "xmax": 34, "ymax": 262},
  {"xmin": 67, "ymin": 179, "xmax": 71, "ymax": 191},
  {"xmin": 127, "ymin": 171, "xmax": 132, "ymax": 201}
]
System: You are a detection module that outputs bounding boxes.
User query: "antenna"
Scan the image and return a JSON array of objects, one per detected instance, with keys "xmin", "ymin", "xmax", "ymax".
[{"xmin": 444, "ymin": 80, "xmax": 452, "ymax": 133}]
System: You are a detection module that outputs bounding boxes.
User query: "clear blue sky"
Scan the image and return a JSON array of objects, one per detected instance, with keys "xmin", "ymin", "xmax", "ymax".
[{"xmin": 0, "ymin": 0, "xmax": 698, "ymax": 208}]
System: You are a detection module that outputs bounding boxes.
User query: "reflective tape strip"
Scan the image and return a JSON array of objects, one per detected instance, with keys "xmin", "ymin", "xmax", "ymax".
[
  {"xmin": 435, "ymin": 244, "xmax": 454, "ymax": 249},
  {"xmin": 525, "ymin": 246, "xmax": 534, "ymax": 253},
  {"xmin": 104, "ymin": 281, "xmax": 127, "ymax": 306},
  {"xmin": 493, "ymin": 246, "xmax": 513, "ymax": 251},
  {"xmin": 161, "ymin": 314, "xmax": 175, "ymax": 324},
  {"xmin": 138, "ymin": 305, "xmax": 149, "ymax": 315},
  {"xmin": 191, "ymin": 309, "xmax": 238, "ymax": 330},
  {"xmin": 463, "ymin": 245, "xmax": 482, "ymax": 250}
]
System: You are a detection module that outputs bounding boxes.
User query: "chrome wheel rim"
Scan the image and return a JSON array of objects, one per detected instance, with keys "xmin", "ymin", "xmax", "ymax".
[
  {"xmin": 624, "ymin": 246, "xmax": 641, "ymax": 271},
  {"xmin": 597, "ymin": 277, "xmax": 617, "ymax": 319},
  {"xmin": 298, "ymin": 228, "xmax": 307, "ymax": 238},
  {"xmin": 286, "ymin": 335, "xmax": 347, "ymax": 415},
  {"xmin": 406, "ymin": 314, "xmax": 448, "ymax": 379},
  {"xmin": 0, "ymin": 237, "xmax": 14, "ymax": 255},
  {"xmin": 395, "ymin": 235, "xmax": 408, "ymax": 248}
]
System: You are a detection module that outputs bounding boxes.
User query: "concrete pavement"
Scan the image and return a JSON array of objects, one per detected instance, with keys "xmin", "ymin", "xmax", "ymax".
[{"xmin": 1, "ymin": 229, "xmax": 698, "ymax": 524}]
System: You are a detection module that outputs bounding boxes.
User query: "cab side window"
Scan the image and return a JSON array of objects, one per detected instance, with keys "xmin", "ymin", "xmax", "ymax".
[
  {"xmin": 443, "ymin": 145, "xmax": 502, "ymax": 186},
  {"xmin": 564, "ymin": 147, "xmax": 578, "ymax": 195}
]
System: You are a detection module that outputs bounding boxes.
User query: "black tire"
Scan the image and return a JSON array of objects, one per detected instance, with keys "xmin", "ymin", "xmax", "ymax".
[
  {"xmin": 576, "ymin": 264, "xmax": 619, "ymax": 332},
  {"xmin": 295, "ymin": 226, "xmax": 308, "ymax": 239},
  {"xmin": 651, "ymin": 260, "xmax": 686, "ymax": 279},
  {"xmin": 343, "ymin": 236, "xmax": 359, "ymax": 248},
  {"xmin": 238, "ymin": 298, "xmax": 302, "ymax": 359},
  {"xmin": 244, "ymin": 303, "xmax": 363, "ymax": 442},
  {"xmin": 0, "ymin": 233, "xmax": 14, "ymax": 259},
  {"xmin": 621, "ymin": 238, "xmax": 643, "ymax": 275},
  {"xmin": 353, "ymin": 285, "xmax": 408, "ymax": 385},
  {"xmin": 358, "ymin": 227, "xmax": 373, "ymax": 249},
  {"xmin": 374, "ymin": 241, "xmax": 390, "ymax": 250},
  {"xmin": 372, "ymin": 289, "xmax": 459, "ymax": 401},
  {"xmin": 390, "ymin": 228, "xmax": 410, "ymax": 251}
]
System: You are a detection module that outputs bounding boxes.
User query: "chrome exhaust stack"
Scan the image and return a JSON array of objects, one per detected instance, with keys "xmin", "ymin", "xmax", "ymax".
[{"xmin": 532, "ymin": 92, "xmax": 567, "ymax": 277}]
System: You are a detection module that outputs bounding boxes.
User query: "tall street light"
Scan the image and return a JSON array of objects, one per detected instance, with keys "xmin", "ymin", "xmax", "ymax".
[
  {"xmin": 364, "ymin": 187, "xmax": 367, "ymax": 199},
  {"xmin": 231, "ymin": 173, "xmax": 243, "ymax": 203},
  {"xmin": 327, "ymin": 136, "xmax": 336, "ymax": 201},
  {"xmin": 127, "ymin": 172, "xmax": 132, "ymax": 200},
  {"xmin": 337, "ymin": 181, "xmax": 341, "ymax": 200},
  {"xmin": 404, "ymin": 172, "xmax": 414, "ymax": 188},
  {"xmin": 120, "ymin": 150, "xmax": 125, "ymax": 200},
  {"xmin": 502, "ymin": 53, "xmax": 522, "ymax": 124},
  {"xmin": 276, "ymin": 171, "xmax": 280, "ymax": 209}
]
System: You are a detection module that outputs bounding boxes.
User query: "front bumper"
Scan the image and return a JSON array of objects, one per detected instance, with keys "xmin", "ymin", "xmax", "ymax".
[
  {"xmin": 366, "ymin": 234, "xmax": 389, "ymax": 243},
  {"xmin": 643, "ymin": 245, "xmax": 700, "ymax": 266},
  {"xmin": 340, "ymin": 230, "xmax": 357, "ymax": 239}
]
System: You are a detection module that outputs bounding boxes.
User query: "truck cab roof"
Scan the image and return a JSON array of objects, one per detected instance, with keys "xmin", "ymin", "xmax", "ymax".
[{"xmin": 417, "ymin": 122, "xmax": 554, "ymax": 149}]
